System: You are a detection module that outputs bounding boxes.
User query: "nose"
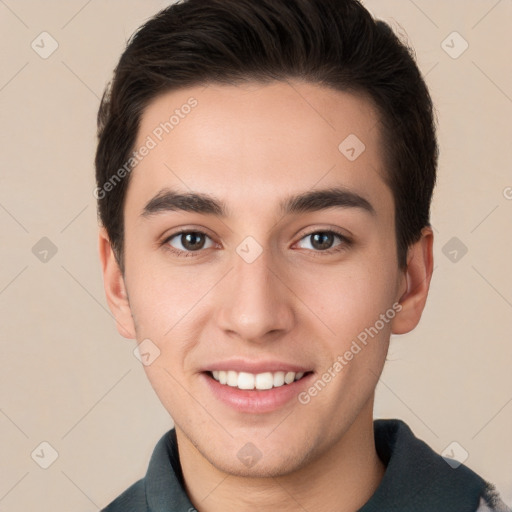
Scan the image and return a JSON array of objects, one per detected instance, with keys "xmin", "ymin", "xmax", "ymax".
[{"xmin": 215, "ymin": 245, "xmax": 295, "ymax": 344}]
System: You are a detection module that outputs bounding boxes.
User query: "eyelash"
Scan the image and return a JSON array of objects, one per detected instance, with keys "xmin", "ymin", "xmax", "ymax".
[{"xmin": 161, "ymin": 228, "xmax": 352, "ymax": 258}]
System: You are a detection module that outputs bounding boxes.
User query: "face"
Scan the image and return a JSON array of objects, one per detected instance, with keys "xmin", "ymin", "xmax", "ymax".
[{"xmin": 104, "ymin": 81, "xmax": 424, "ymax": 477}]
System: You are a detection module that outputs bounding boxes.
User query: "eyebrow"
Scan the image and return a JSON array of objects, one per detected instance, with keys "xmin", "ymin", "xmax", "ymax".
[{"xmin": 141, "ymin": 186, "xmax": 376, "ymax": 219}]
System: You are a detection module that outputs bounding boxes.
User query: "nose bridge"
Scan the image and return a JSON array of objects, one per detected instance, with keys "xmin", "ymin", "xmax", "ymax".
[{"xmin": 216, "ymin": 242, "xmax": 293, "ymax": 341}]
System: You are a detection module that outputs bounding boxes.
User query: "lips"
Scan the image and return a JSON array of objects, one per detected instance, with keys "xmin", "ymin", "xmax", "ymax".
[
  {"xmin": 200, "ymin": 359, "xmax": 314, "ymax": 412},
  {"xmin": 202, "ymin": 367, "xmax": 315, "ymax": 413}
]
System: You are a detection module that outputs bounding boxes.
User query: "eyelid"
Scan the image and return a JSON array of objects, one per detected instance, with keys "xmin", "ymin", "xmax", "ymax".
[
  {"xmin": 294, "ymin": 224, "xmax": 352, "ymax": 244},
  {"xmin": 161, "ymin": 225, "xmax": 216, "ymax": 243},
  {"xmin": 297, "ymin": 225, "xmax": 351, "ymax": 240}
]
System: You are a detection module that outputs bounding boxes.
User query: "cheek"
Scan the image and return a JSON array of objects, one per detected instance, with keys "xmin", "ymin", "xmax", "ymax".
[
  {"xmin": 125, "ymin": 257, "xmax": 212, "ymax": 337},
  {"xmin": 294, "ymin": 260, "xmax": 399, "ymax": 343},
  {"xmin": 125, "ymin": 263, "xmax": 217, "ymax": 399}
]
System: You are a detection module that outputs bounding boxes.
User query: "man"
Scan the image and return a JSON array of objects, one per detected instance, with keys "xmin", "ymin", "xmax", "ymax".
[{"xmin": 95, "ymin": 0, "xmax": 510, "ymax": 510}]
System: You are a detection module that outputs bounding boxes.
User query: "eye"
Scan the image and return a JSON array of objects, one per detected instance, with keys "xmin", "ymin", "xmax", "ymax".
[
  {"xmin": 162, "ymin": 228, "xmax": 351, "ymax": 258},
  {"xmin": 164, "ymin": 230, "xmax": 215, "ymax": 256},
  {"xmin": 296, "ymin": 230, "xmax": 349, "ymax": 253}
]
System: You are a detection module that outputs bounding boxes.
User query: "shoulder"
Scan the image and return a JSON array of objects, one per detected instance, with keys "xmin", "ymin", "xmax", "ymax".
[
  {"xmin": 476, "ymin": 482, "xmax": 511, "ymax": 512},
  {"xmin": 101, "ymin": 478, "xmax": 147, "ymax": 512},
  {"xmin": 100, "ymin": 428, "xmax": 195, "ymax": 511},
  {"xmin": 366, "ymin": 419, "xmax": 511, "ymax": 512}
]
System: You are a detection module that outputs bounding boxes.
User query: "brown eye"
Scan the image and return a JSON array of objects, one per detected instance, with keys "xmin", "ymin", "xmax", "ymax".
[
  {"xmin": 296, "ymin": 230, "xmax": 349, "ymax": 253},
  {"xmin": 166, "ymin": 231, "xmax": 214, "ymax": 253},
  {"xmin": 180, "ymin": 232, "xmax": 206, "ymax": 251},
  {"xmin": 310, "ymin": 232, "xmax": 335, "ymax": 250}
]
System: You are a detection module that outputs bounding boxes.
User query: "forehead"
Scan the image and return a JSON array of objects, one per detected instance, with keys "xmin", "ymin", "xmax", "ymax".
[{"xmin": 126, "ymin": 81, "xmax": 390, "ymax": 218}]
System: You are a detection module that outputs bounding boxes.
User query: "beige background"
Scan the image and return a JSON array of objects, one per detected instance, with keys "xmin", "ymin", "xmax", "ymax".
[{"xmin": 0, "ymin": 0, "xmax": 511, "ymax": 510}]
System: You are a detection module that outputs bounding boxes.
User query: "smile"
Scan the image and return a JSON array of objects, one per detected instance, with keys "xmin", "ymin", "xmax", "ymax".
[{"xmin": 210, "ymin": 370, "xmax": 308, "ymax": 390}]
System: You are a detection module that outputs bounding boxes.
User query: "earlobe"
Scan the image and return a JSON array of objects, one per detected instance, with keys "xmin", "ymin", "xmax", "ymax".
[
  {"xmin": 98, "ymin": 227, "xmax": 136, "ymax": 339},
  {"xmin": 391, "ymin": 227, "xmax": 434, "ymax": 335}
]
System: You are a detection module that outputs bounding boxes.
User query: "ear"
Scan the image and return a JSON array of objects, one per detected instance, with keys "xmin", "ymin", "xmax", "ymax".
[
  {"xmin": 391, "ymin": 226, "xmax": 434, "ymax": 335},
  {"xmin": 98, "ymin": 227, "xmax": 136, "ymax": 339}
]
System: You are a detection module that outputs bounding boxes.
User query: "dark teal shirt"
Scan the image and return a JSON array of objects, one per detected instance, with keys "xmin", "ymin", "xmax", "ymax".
[{"xmin": 101, "ymin": 419, "xmax": 509, "ymax": 511}]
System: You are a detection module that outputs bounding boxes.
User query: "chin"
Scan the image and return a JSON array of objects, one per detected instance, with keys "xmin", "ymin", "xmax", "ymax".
[{"xmin": 206, "ymin": 447, "xmax": 307, "ymax": 479}]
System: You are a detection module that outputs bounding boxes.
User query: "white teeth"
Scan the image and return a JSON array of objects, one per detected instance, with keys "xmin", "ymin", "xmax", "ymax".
[
  {"xmin": 210, "ymin": 369, "xmax": 308, "ymax": 390},
  {"xmin": 284, "ymin": 371, "xmax": 295, "ymax": 384},
  {"xmin": 227, "ymin": 370, "xmax": 238, "ymax": 387},
  {"xmin": 255, "ymin": 372, "xmax": 273, "ymax": 390},
  {"xmin": 273, "ymin": 371, "xmax": 285, "ymax": 387},
  {"xmin": 238, "ymin": 372, "xmax": 255, "ymax": 390}
]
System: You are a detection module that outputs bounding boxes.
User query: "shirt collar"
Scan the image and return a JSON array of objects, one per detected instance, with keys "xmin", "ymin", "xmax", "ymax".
[
  {"xmin": 143, "ymin": 419, "xmax": 487, "ymax": 511},
  {"xmin": 145, "ymin": 428, "xmax": 195, "ymax": 511}
]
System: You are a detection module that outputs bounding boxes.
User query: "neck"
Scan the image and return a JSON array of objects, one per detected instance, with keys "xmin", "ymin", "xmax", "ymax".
[{"xmin": 177, "ymin": 401, "xmax": 385, "ymax": 512}]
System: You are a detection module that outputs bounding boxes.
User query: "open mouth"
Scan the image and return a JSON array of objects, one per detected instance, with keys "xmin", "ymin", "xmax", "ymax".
[{"xmin": 206, "ymin": 370, "xmax": 313, "ymax": 391}]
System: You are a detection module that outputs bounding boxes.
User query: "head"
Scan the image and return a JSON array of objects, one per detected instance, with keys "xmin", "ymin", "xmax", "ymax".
[{"xmin": 96, "ymin": 0, "xmax": 436, "ymax": 478}]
